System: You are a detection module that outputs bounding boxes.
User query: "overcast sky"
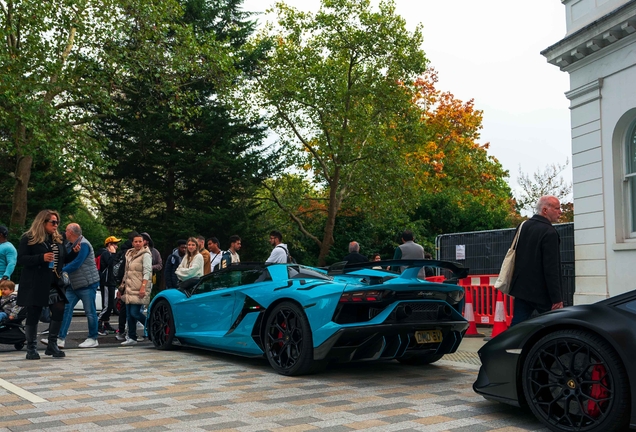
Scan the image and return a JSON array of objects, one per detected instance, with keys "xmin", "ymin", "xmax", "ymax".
[{"xmin": 241, "ymin": 0, "xmax": 572, "ymax": 196}]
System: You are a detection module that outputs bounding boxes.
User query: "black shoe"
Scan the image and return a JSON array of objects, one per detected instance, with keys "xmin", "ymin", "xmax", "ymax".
[
  {"xmin": 44, "ymin": 321, "xmax": 66, "ymax": 358},
  {"xmin": 25, "ymin": 325, "xmax": 40, "ymax": 360},
  {"xmin": 103, "ymin": 322, "xmax": 116, "ymax": 333}
]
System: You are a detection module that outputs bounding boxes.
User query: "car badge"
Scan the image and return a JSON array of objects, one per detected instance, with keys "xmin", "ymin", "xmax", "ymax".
[{"xmin": 417, "ymin": 291, "xmax": 434, "ymax": 297}]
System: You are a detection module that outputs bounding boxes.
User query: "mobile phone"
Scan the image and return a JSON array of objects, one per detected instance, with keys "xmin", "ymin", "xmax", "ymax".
[{"xmin": 71, "ymin": 235, "xmax": 83, "ymax": 249}]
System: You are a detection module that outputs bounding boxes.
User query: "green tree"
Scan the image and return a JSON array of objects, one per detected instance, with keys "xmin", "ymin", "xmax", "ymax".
[
  {"xmin": 251, "ymin": 0, "xmax": 428, "ymax": 265},
  {"xmin": 95, "ymin": 0, "xmax": 275, "ymax": 258},
  {"xmin": 0, "ymin": 0, "xmax": 123, "ymax": 227},
  {"xmin": 408, "ymin": 70, "xmax": 515, "ymax": 242}
]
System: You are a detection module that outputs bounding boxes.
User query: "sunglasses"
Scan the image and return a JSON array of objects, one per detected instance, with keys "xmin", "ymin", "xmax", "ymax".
[{"xmin": 46, "ymin": 219, "xmax": 59, "ymax": 226}]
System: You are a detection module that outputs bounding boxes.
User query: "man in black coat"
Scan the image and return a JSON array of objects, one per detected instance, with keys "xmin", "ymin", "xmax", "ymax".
[
  {"xmin": 509, "ymin": 195, "xmax": 564, "ymax": 326},
  {"xmin": 343, "ymin": 241, "xmax": 368, "ymax": 264}
]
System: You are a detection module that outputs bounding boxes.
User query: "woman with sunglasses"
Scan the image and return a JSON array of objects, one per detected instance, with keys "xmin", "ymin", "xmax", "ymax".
[{"xmin": 17, "ymin": 210, "xmax": 77, "ymax": 359}]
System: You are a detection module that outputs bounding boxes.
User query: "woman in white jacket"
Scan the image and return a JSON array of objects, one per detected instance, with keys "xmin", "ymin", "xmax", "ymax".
[{"xmin": 175, "ymin": 237, "xmax": 204, "ymax": 284}]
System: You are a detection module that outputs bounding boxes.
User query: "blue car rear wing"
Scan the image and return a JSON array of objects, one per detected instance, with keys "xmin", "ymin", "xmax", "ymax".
[{"xmin": 327, "ymin": 260, "xmax": 469, "ymax": 284}]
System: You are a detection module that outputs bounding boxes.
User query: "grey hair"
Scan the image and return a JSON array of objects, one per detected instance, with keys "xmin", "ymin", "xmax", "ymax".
[
  {"xmin": 67, "ymin": 223, "xmax": 82, "ymax": 236},
  {"xmin": 349, "ymin": 241, "xmax": 360, "ymax": 253},
  {"xmin": 534, "ymin": 195, "xmax": 557, "ymax": 214}
]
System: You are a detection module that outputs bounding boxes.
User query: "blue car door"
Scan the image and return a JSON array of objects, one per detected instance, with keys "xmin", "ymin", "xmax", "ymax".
[{"xmin": 173, "ymin": 274, "xmax": 239, "ymax": 344}]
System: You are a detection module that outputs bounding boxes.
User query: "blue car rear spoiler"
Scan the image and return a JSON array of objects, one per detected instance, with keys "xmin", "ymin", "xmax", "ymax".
[{"xmin": 327, "ymin": 259, "xmax": 469, "ymax": 284}]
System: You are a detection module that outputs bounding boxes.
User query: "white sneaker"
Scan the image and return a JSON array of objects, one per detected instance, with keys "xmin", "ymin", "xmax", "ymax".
[
  {"xmin": 137, "ymin": 322, "xmax": 145, "ymax": 330},
  {"xmin": 58, "ymin": 338, "xmax": 65, "ymax": 348},
  {"xmin": 40, "ymin": 337, "xmax": 48, "ymax": 345},
  {"xmin": 120, "ymin": 338, "xmax": 137, "ymax": 346},
  {"xmin": 78, "ymin": 338, "xmax": 98, "ymax": 348},
  {"xmin": 115, "ymin": 332, "xmax": 126, "ymax": 341}
]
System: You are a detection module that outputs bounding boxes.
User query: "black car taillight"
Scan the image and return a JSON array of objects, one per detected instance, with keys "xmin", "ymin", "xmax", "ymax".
[{"xmin": 339, "ymin": 290, "xmax": 387, "ymax": 303}]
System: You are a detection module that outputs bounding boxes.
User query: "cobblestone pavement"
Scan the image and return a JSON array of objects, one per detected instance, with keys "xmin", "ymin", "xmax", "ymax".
[{"xmin": 0, "ymin": 345, "xmax": 547, "ymax": 432}]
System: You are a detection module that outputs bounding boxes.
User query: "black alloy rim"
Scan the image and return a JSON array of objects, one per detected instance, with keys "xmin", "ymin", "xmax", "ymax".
[
  {"xmin": 526, "ymin": 338, "xmax": 613, "ymax": 431},
  {"xmin": 150, "ymin": 303, "xmax": 172, "ymax": 347},
  {"xmin": 265, "ymin": 307, "xmax": 303, "ymax": 370}
]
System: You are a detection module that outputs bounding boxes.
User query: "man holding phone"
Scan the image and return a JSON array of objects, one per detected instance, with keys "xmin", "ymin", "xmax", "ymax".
[{"xmin": 45, "ymin": 223, "xmax": 101, "ymax": 348}]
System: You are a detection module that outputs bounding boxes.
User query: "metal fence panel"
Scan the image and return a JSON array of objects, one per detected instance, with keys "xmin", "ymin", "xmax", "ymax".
[{"xmin": 436, "ymin": 223, "xmax": 575, "ymax": 306}]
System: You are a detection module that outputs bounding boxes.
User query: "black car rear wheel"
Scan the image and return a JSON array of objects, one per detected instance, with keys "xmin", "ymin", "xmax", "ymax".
[
  {"xmin": 522, "ymin": 329, "xmax": 629, "ymax": 432},
  {"xmin": 14, "ymin": 342, "xmax": 24, "ymax": 351},
  {"xmin": 150, "ymin": 300, "xmax": 176, "ymax": 350},
  {"xmin": 264, "ymin": 302, "xmax": 314, "ymax": 376},
  {"xmin": 398, "ymin": 353, "xmax": 444, "ymax": 365}
]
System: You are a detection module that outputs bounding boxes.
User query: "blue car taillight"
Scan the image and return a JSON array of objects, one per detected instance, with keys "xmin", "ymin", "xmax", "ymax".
[{"xmin": 339, "ymin": 290, "xmax": 387, "ymax": 303}]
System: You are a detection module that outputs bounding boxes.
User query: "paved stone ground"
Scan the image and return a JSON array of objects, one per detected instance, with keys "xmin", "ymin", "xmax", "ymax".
[{"xmin": 0, "ymin": 345, "xmax": 547, "ymax": 432}]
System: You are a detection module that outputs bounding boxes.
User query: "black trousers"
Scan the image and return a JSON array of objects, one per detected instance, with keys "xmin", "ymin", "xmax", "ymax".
[
  {"xmin": 26, "ymin": 303, "xmax": 64, "ymax": 326},
  {"xmin": 98, "ymin": 283, "xmax": 116, "ymax": 322}
]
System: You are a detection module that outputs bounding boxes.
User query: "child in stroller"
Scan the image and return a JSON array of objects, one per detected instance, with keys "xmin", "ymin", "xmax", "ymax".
[{"xmin": 0, "ymin": 280, "xmax": 26, "ymax": 350}]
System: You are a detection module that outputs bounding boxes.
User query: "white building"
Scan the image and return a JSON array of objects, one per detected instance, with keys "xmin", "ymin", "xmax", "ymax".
[{"xmin": 542, "ymin": 0, "xmax": 636, "ymax": 304}]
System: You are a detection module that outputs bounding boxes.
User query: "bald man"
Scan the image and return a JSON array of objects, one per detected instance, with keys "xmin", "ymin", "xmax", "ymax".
[
  {"xmin": 509, "ymin": 195, "xmax": 564, "ymax": 326},
  {"xmin": 53, "ymin": 223, "xmax": 100, "ymax": 348}
]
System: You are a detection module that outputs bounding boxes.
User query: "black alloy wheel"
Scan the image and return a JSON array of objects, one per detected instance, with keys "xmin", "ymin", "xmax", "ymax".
[
  {"xmin": 522, "ymin": 329, "xmax": 629, "ymax": 432},
  {"xmin": 149, "ymin": 300, "xmax": 176, "ymax": 350},
  {"xmin": 398, "ymin": 353, "xmax": 444, "ymax": 366},
  {"xmin": 264, "ymin": 302, "xmax": 314, "ymax": 376}
]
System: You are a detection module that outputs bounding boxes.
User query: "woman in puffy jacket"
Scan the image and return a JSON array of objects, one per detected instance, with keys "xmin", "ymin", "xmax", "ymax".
[
  {"xmin": 118, "ymin": 233, "xmax": 151, "ymax": 346},
  {"xmin": 175, "ymin": 237, "xmax": 204, "ymax": 285}
]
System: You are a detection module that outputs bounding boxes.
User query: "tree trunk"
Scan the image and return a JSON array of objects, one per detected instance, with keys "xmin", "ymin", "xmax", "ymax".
[
  {"xmin": 10, "ymin": 124, "xmax": 32, "ymax": 228},
  {"xmin": 317, "ymin": 177, "xmax": 341, "ymax": 266},
  {"xmin": 11, "ymin": 154, "xmax": 33, "ymax": 228}
]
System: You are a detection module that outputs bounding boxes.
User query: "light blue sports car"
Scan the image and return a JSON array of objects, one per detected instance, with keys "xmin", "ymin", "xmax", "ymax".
[{"xmin": 147, "ymin": 260, "xmax": 469, "ymax": 375}]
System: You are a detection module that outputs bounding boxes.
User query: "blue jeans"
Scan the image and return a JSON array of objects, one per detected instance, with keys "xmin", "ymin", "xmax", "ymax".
[
  {"xmin": 59, "ymin": 285, "xmax": 99, "ymax": 339},
  {"xmin": 126, "ymin": 304, "xmax": 146, "ymax": 341},
  {"xmin": 0, "ymin": 311, "xmax": 7, "ymax": 323},
  {"xmin": 510, "ymin": 298, "xmax": 550, "ymax": 327}
]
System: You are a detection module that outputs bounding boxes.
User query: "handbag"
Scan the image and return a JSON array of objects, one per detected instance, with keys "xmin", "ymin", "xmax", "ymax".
[
  {"xmin": 55, "ymin": 269, "xmax": 71, "ymax": 290},
  {"xmin": 494, "ymin": 221, "xmax": 526, "ymax": 295}
]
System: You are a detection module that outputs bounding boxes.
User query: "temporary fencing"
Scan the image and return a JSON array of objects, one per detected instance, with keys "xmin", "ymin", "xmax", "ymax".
[{"xmin": 458, "ymin": 275, "xmax": 514, "ymax": 326}]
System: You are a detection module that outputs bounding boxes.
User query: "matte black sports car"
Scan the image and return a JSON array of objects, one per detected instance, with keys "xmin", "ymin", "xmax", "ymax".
[
  {"xmin": 474, "ymin": 290, "xmax": 636, "ymax": 431},
  {"xmin": 147, "ymin": 259, "xmax": 469, "ymax": 375}
]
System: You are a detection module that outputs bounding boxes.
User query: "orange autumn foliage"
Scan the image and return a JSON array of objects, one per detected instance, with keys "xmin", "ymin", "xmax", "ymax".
[{"xmin": 407, "ymin": 69, "xmax": 511, "ymax": 208}]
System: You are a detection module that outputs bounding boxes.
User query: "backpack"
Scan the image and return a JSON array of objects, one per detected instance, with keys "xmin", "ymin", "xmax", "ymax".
[
  {"xmin": 112, "ymin": 251, "xmax": 126, "ymax": 285},
  {"xmin": 95, "ymin": 255, "xmax": 101, "ymax": 271},
  {"xmin": 276, "ymin": 245, "xmax": 296, "ymax": 264}
]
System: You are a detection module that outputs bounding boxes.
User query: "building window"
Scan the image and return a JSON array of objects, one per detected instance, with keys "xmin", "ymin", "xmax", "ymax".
[{"xmin": 627, "ymin": 121, "xmax": 636, "ymax": 236}]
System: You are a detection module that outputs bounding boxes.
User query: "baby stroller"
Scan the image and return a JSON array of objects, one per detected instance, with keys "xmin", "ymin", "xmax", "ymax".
[{"xmin": 0, "ymin": 308, "xmax": 27, "ymax": 351}]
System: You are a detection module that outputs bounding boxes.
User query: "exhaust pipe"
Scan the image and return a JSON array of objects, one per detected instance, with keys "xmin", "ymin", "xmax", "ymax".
[{"xmin": 395, "ymin": 305, "xmax": 413, "ymax": 320}]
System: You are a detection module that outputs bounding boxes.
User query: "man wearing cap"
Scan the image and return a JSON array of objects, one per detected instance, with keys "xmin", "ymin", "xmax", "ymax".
[
  {"xmin": 0, "ymin": 226, "xmax": 17, "ymax": 281},
  {"xmin": 97, "ymin": 236, "xmax": 121, "ymax": 334}
]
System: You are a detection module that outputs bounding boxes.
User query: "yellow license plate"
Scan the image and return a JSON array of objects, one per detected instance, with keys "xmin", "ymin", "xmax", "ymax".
[{"xmin": 415, "ymin": 330, "xmax": 443, "ymax": 344}]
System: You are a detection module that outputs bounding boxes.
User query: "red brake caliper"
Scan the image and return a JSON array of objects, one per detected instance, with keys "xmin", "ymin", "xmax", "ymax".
[
  {"xmin": 277, "ymin": 321, "xmax": 286, "ymax": 348},
  {"xmin": 586, "ymin": 364, "xmax": 609, "ymax": 417}
]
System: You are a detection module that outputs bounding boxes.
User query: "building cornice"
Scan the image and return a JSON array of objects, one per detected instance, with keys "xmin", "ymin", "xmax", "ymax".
[{"xmin": 542, "ymin": 0, "xmax": 636, "ymax": 70}]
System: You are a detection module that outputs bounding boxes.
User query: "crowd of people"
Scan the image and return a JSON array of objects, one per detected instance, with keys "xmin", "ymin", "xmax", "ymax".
[
  {"xmin": 0, "ymin": 195, "xmax": 564, "ymax": 360},
  {"xmin": 0, "ymin": 215, "xmax": 301, "ymax": 359}
]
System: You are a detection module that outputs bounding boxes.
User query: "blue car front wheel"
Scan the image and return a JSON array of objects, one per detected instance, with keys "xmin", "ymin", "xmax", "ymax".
[
  {"xmin": 150, "ymin": 300, "xmax": 176, "ymax": 351},
  {"xmin": 264, "ymin": 302, "xmax": 315, "ymax": 376}
]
